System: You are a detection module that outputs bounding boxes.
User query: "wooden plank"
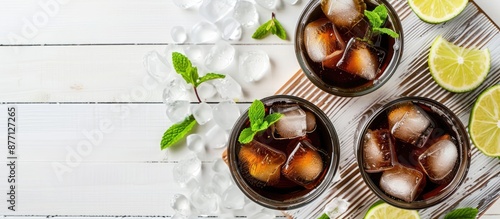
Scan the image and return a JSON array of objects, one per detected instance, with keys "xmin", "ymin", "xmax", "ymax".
[
  {"xmin": 0, "ymin": 44, "xmax": 298, "ymax": 102},
  {"xmin": 0, "ymin": 0, "xmax": 302, "ymax": 45}
]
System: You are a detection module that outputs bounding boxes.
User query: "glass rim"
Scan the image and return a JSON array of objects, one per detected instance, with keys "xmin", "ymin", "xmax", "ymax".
[
  {"xmin": 227, "ymin": 95, "xmax": 340, "ymax": 210},
  {"xmin": 294, "ymin": 0, "xmax": 404, "ymax": 97},
  {"xmin": 355, "ymin": 96, "xmax": 471, "ymax": 209}
]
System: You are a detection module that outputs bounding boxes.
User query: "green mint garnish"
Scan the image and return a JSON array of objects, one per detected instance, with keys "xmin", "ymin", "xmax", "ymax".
[
  {"xmin": 444, "ymin": 207, "xmax": 478, "ymax": 219},
  {"xmin": 364, "ymin": 5, "xmax": 399, "ymax": 38},
  {"xmin": 172, "ymin": 52, "xmax": 225, "ymax": 88},
  {"xmin": 238, "ymin": 100, "xmax": 283, "ymax": 144},
  {"xmin": 160, "ymin": 52, "xmax": 226, "ymax": 150},
  {"xmin": 317, "ymin": 213, "xmax": 330, "ymax": 219},
  {"xmin": 252, "ymin": 12, "xmax": 287, "ymax": 40},
  {"xmin": 161, "ymin": 115, "xmax": 197, "ymax": 150}
]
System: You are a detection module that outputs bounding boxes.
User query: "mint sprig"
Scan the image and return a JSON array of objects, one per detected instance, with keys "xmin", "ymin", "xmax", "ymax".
[
  {"xmin": 317, "ymin": 213, "xmax": 330, "ymax": 219},
  {"xmin": 252, "ymin": 12, "xmax": 287, "ymax": 40},
  {"xmin": 161, "ymin": 115, "xmax": 197, "ymax": 150},
  {"xmin": 444, "ymin": 207, "xmax": 478, "ymax": 219},
  {"xmin": 364, "ymin": 5, "xmax": 399, "ymax": 38},
  {"xmin": 238, "ymin": 100, "xmax": 283, "ymax": 144},
  {"xmin": 171, "ymin": 52, "xmax": 225, "ymax": 89},
  {"xmin": 160, "ymin": 52, "xmax": 226, "ymax": 150}
]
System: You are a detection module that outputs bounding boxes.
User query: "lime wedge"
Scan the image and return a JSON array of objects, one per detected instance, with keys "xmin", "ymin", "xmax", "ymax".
[
  {"xmin": 364, "ymin": 201, "xmax": 420, "ymax": 219},
  {"xmin": 469, "ymin": 85, "xmax": 500, "ymax": 157},
  {"xmin": 408, "ymin": 0, "xmax": 468, "ymax": 23},
  {"xmin": 428, "ymin": 36, "xmax": 490, "ymax": 93}
]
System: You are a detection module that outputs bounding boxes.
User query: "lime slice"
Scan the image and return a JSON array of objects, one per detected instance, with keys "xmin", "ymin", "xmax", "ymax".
[
  {"xmin": 469, "ymin": 85, "xmax": 500, "ymax": 157},
  {"xmin": 408, "ymin": 0, "xmax": 468, "ymax": 23},
  {"xmin": 364, "ymin": 201, "xmax": 420, "ymax": 219},
  {"xmin": 428, "ymin": 36, "xmax": 490, "ymax": 93}
]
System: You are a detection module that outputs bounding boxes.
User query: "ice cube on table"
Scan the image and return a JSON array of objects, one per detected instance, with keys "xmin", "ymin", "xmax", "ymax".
[
  {"xmin": 336, "ymin": 38, "xmax": 385, "ymax": 80},
  {"xmin": 162, "ymin": 76, "xmax": 190, "ymax": 104},
  {"xmin": 283, "ymin": 0, "xmax": 299, "ymax": 5},
  {"xmin": 380, "ymin": 164, "xmax": 425, "ymax": 202},
  {"xmin": 166, "ymin": 100, "xmax": 191, "ymax": 123},
  {"xmin": 196, "ymin": 82, "xmax": 217, "ymax": 100},
  {"xmin": 190, "ymin": 184, "xmax": 219, "ymax": 215},
  {"xmin": 255, "ymin": 0, "xmax": 280, "ymax": 10},
  {"xmin": 192, "ymin": 102, "xmax": 213, "ymax": 125},
  {"xmin": 213, "ymin": 173, "xmax": 232, "ymax": 194},
  {"xmin": 282, "ymin": 139, "xmax": 324, "ymax": 189},
  {"xmin": 171, "ymin": 26, "xmax": 187, "ymax": 43},
  {"xmin": 363, "ymin": 129, "xmax": 395, "ymax": 173},
  {"xmin": 248, "ymin": 211, "xmax": 276, "ymax": 219},
  {"xmin": 187, "ymin": 134, "xmax": 205, "ymax": 154},
  {"xmin": 212, "ymin": 75, "xmax": 243, "ymax": 100},
  {"xmin": 173, "ymin": 153, "xmax": 202, "ymax": 187},
  {"xmin": 205, "ymin": 41, "xmax": 236, "ymax": 71},
  {"xmin": 418, "ymin": 139, "xmax": 458, "ymax": 184},
  {"xmin": 321, "ymin": 0, "xmax": 366, "ymax": 28},
  {"xmin": 190, "ymin": 21, "xmax": 220, "ymax": 44},
  {"xmin": 199, "ymin": 0, "xmax": 236, "ymax": 23},
  {"xmin": 324, "ymin": 198, "xmax": 350, "ymax": 218},
  {"xmin": 205, "ymin": 124, "xmax": 229, "ymax": 149},
  {"xmin": 233, "ymin": 0, "xmax": 259, "ymax": 28},
  {"xmin": 212, "ymin": 99, "xmax": 241, "ymax": 130},
  {"xmin": 271, "ymin": 104, "xmax": 307, "ymax": 139},
  {"xmin": 388, "ymin": 102, "xmax": 434, "ymax": 148},
  {"xmin": 239, "ymin": 50, "xmax": 270, "ymax": 82},
  {"xmin": 238, "ymin": 140, "xmax": 286, "ymax": 187},
  {"xmin": 304, "ymin": 18, "xmax": 344, "ymax": 63},
  {"xmin": 171, "ymin": 194, "xmax": 193, "ymax": 216},
  {"xmin": 221, "ymin": 185, "xmax": 245, "ymax": 209},
  {"xmin": 217, "ymin": 17, "xmax": 242, "ymax": 41}
]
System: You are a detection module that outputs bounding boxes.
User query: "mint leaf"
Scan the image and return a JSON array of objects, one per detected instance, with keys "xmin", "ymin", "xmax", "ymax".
[
  {"xmin": 317, "ymin": 213, "xmax": 330, "ymax": 219},
  {"xmin": 364, "ymin": 10, "xmax": 383, "ymax": 28},
  {"xmin": 180, "ymin": 65, "xmax": 197, "ymax": 85},
  {"xmin": 197, "ymin": 73, "xmax": 225, "ymax": 86},
  {"xmin": 160, "ymin": 115, "xmax": 196, "ymax": 150},
  {"xmin": 444, "ymin": 208, "xmax": 478, "ymax": 219},
  {"xmin": 238, "ymin": 127, "xmax": 256, "ymax": 144},
  {"xmin": 373, "ymin": 27, "xmax": 399, "ymax": 38},
  {"xmin": 273, "ymin": 18, "xmax": 287, "ymax": 40},
  {"xmin": 252, "ymin": 13, "xmax": 287, "ymax": 40},
  {"xmin": 172, "ymin": 52, "xmax": 192, "ymax": 73},
  {"xmin": 248, "ymin": 99, "xmax": 265, "ymax": 128},
  {"xmin": 252, "ymin": 20, "xmax": 273, "ymax": 39},
  {"xmin": 373, "ymin": 4, "xmax": 388, "ymax": 22},
  {"xmin": 264, "ymin": 113, "xmax": 283, "ymax": 126}
]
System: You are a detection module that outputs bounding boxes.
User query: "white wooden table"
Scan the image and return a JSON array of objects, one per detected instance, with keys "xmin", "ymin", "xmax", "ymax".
[{"xmin": 0, "ymin": 0, "xmax": 498, "ymax": 218}]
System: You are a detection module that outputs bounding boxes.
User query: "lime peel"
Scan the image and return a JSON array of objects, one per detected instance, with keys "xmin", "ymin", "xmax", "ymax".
[
  {"xmin": 469, "ymin": 85, "xmax": 500, "ymax": 157},
  {"xmin": 364, "ymin": 200, "xmax": 420, "ymax": 219},
  {"xmin": 408, "ymin": 0, "xmax": 468, "ymax": 23}
]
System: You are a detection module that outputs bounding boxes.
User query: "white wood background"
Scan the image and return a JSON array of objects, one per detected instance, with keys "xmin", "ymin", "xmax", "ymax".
[{"xmin": 0, "ymin": 0, "xmax": 498, "ymax": 218}]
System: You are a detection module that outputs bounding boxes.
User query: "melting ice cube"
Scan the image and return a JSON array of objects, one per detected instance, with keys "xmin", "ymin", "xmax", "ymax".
[
  {"xmin": 304, "ymin": 18, "xmax": 345, "ymax": 63},
  {"xmin": 282, "ymin": 139, "xmax": 324, "ymax": 189},
  {"xmin": 336, "ymin": 38, "xmax": 385, "ymax": 80},
  {"xmin": 387, "ymin": 102, "xmax": 434, "ymax": 148},
  {"xmin": 270, "ymin": 104, "xmax": 307, "ymax": 139},
  {"xmin": 418, "ymin": 139, "xmax": 458, "ymax": 184},
  {"xmin": 305, "ymin": 111, "xmax": 317, "ymax": 132},
  {"xmin": 321, "ymin": 0, "xmax": 366, "ymax": 28},
  {"xmin": 380, "ymin": 164, "xmax": 425, "ymax": 202},
  {"xmin": 363, "ymin": 129, "xmax": 395, "ymax": 173},
  {"xmin": 238, "ymin": 140, "xmax": 286, "ymax": 187}
]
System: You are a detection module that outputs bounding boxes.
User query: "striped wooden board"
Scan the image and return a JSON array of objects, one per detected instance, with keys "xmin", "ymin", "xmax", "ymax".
[{"xmin": 278, "ymin": 1, "xmax": 500, "ymax": 218}]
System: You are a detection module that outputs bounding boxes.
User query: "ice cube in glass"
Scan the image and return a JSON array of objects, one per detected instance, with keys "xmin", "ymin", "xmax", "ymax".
[
  {"xmin": 418, "ymin": 139, "xmax": 458, "ymax": 184},
  {"xmin": 304, "ymin": 18, "xmax": 345, "ymax": 64},
  {"xmin": 321, "ymin": 0, "xmax": 366, "ymax": 28},
  {"xmin": 363, "ymin": 129, "xmax": 394, "ymax": 173},
  {"xmin": 270, "ymin": 104, "xmax": 307, "ymax": 139},
  {"xmin": 380, "ymin": 164, "xmax": 425, "ymax": 203},
  {"xmin": 388, "ymin": 102, "xmax": 434, "ymax": 147},
  {"xmin": 238, "ymin": 140, "xmax": 286, "ymax": 187},
  {"xmin": 336, "ymin": 38, "xmax": 386, "ymax": 80},
  {"xmin": 282, "ymin": 139, "xmax": 324, "ymax": 189}
]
